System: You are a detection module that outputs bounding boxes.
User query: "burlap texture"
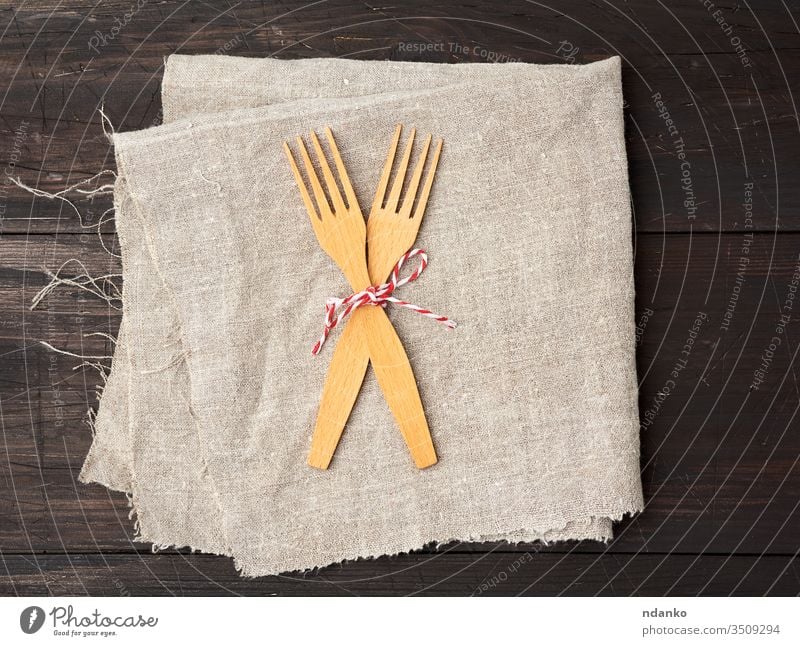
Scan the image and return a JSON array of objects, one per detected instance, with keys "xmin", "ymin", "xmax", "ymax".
[{"xmin": 80, "ymin": 55, "xmax": 643, "ymax": 576}]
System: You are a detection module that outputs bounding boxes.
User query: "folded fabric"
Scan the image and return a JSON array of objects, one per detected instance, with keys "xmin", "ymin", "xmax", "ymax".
[{"xmin": 80, "ymin": 55, "xmax": 643, "ymax": 576}]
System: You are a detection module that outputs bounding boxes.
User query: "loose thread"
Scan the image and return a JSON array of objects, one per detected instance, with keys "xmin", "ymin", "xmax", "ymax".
[
  {"xmin": 98, "ymin": 103, "xmax": 115, "ymax": 143},
  {"xmin": 11, "ymin": 107, "xmax": 121, "ymax": 258},
  {"xmin": 30, "ymin": 258, "xmax": 122, "ymax": 311},
  {"xmin": 77, "ymin": 332, "xmax": 117, "ymax": 387},
  {"xmin": 140, "ymin": 349, "xmax": 192, "ymax": 375},
  {"xmin": 38, "ymin": 340, "xmax": 113, "ymax": 361},
  {"xmin": 93, "ymin": 205, "xmax": 121, "ymax": 258},
  {"xmin": 9, "ymin": 170, "xmax": 117, "ymax": 221},
  {"xmin": 84, "ymin": 331, "xmax": 118, "ymax": 344},
  {"xmin": 23, "ymin": 107, "xmax": 123, "ymax": 456},
  {"xmin": 96, "ymin": 105, "xmax": 119, "ymax": 259},
  {"xmin": 39, "ymin": 329, "xmax": 118, "ymax": 380},
  {"xmin": 77, "ymin": 360, "xmax": 111, "ymax": 382},
  {"xmin": 125, "ymin": 492, "xmax": 143, "ymax": 539},
  {"xmin": 85, "ymin": 407, "xmax": 98, "ymax": 439}
]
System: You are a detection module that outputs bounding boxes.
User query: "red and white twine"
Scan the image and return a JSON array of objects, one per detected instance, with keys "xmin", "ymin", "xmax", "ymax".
[{"xmin": 312, "ymin": 248, "xmax": 456, "ymax": 355}]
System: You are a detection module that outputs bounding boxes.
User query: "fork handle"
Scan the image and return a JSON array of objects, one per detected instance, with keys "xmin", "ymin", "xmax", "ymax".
[
  {"xmin": 308, "ymin": 309, "xmax": 370, "ymax": 469},
  {"xmin": 309, "ymin": 305, "xmax": 438, "ymax": 469},
  {"xmin": 362, "ymin": 306, "xmax": 438, "ymax": 469}
]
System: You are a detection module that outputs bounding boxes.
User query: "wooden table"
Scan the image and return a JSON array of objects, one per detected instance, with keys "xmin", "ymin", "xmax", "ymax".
[{"xmin": 1, "ymin": 0, "xmax": 799, "ymax": 596}]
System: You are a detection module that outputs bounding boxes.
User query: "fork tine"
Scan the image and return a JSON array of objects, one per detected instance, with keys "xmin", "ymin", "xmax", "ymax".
[
  {"xmin": 283, "ymin": 141, "xmax": 321, "ymax": 224},
  {"xmin": 296, "ymin": 135, "xmax": 331, "ymax": 217},
  {"xmin": 310, "ymin": 130, "xmax": 346, "ymax": 214},
  {"xmin": 384, "ymin": 127, "xmax": 416, "ymax": 212},
  {"xmin": 371, "ymin": 124, "xmax": 402, "ymax": 213},
  {"xmin": 399, "ymin": 134, "xmax": 432, "ymax": 217},
  {"xmin": 412, "ymin": 138, "xmax": 443, "ymax": 221},
  {"xmin": 323, "ymin": 127, "xmax": 359, "ymax": 211}
]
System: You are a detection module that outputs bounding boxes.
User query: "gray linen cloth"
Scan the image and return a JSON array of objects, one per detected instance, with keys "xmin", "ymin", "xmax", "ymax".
[{"xmin": 80, "ymin": 55, "xmax": 643, "ymax": 576}]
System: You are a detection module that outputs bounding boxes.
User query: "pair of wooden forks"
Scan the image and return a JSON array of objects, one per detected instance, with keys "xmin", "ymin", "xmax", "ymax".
[{"xmin": 283, "ymin": 125, "xmax": 443, "ymax": 469}]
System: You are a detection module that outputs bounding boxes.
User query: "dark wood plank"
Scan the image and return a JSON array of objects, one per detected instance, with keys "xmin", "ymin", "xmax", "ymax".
[
  {"xmin": 1, "ymin": 553, "xmax": 797, "ymax": 596},
  {"xmin": 1, "ymin": 1, "xmax": 798, "ymax": 233},
  {"xmin": 2, "ymin": 231, "xmax": 800, "ymax": 557}
]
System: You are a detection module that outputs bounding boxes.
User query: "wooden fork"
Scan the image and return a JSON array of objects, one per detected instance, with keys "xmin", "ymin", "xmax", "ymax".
[
  {"xmin": 283, "ymin": 127, "xmax": 440, "ymax": 469},
  {"xmin": 305, "ymin": 125, "xmax": 443, "ymax": 469}
]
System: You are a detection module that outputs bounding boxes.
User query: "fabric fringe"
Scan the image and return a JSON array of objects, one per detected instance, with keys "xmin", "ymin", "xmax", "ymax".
[
  {"xmin": 24, "ymin": 105, "xmax": 122, "ymax": 376},
  {"xmin": 31, "ymin": 258, "xmax": 122, "ymax": 311},
  {"xmin": 38, "ymin": 340, "xmax": 113, "ymax": 362},
  {"xmin": 12, "ymin": 106, "xmax": 120, "ymax": 257},
  {"xmin": 9, "ymin": 170, "xmax": 116, "ymax": 220},
  {"xmin": 24, "ymin": 106, "xmax": 124, "ymax": 484}
]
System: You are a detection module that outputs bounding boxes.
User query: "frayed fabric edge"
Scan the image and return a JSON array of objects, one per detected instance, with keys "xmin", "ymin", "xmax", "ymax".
[
  {"xmin": 113, "ymin": 504, "xmax": 643, "ymax": 579},
  {"xmin": 122, "ymin": 486, "xmax": 232, "ymax": 559},
  {"xmin": 232, "ymin": 505, "xmax": 644, "ymax": 578},
  {"xmin": 19, "ymin": 107, "xmax": 133, "ymax": 496}
]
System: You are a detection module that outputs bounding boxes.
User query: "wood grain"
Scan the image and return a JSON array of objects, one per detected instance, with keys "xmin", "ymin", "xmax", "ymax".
[
  {"xmin": 0, "ymin": 553, "xmax": 797, "ymax": 596},
  {"xmin": 1, "ymin": 1, "xmax": 798, "ymax": 234}
]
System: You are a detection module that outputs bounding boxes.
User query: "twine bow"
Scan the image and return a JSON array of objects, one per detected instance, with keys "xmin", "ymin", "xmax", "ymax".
[{"xmin": 312, "ymin": 248, "xmax": 456, "ymax": 355}]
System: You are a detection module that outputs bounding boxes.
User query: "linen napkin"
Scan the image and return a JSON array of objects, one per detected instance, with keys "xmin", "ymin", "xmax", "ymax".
[{"xmin": 80, "ymin": 55, "xmax": 643, "ymax": 576}]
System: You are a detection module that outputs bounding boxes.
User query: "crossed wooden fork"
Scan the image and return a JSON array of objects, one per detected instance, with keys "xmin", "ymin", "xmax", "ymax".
[{"xmin": 284, "ymin": 125, "xmax": 443, "ymax": 470}]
